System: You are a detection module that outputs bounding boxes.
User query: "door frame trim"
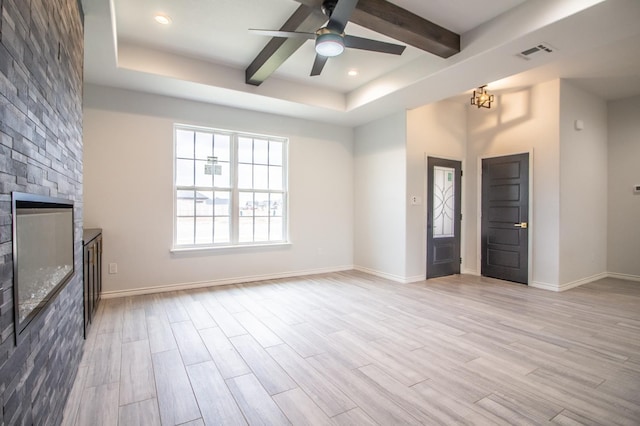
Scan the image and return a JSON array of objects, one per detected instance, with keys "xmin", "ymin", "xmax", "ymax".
[
  {"xmin": 476, "ymin": 150, "xmax": 534, "ymax": 284},
  {"xmin": 424, "ymin": 153, "xmax": 466, "ymax": 277}
]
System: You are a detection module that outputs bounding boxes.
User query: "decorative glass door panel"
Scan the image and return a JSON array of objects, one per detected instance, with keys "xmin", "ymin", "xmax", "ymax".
[
  {"xmin": 427, "ymin": 158, "xmax": 461, "ymax": 279},
  {"xmin": 433, "ymin": 166, "xmax": 456, "ymax": 239}
]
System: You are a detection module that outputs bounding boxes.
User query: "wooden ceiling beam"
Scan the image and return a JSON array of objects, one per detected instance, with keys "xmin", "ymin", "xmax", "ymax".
[
  {"xmin": 350, "ymin": 0, "xmax": 459, "ymax": 58},
  {"xmin": 292, "ymin": 0, "xmax": 460, "ymax": 58},
  {"xmin": 245, "ymin": 0, "xmax": 460, "ymax": 85},
  {"xmin": 245, "ymin": 5, "xmax": 327, "ymax": 86}
]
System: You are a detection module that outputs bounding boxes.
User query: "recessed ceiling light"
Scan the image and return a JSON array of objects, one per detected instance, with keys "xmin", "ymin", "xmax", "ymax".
[
  {"xmin": 348, "ymin": 69, "xmax": 358, "ymax": 77},
  {"xmin": 154, "ymin": 14, "xmax": 172, "ymax": 25}
]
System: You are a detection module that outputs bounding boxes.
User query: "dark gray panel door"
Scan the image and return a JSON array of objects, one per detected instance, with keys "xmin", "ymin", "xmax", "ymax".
[
  {"xmin": 481, "ymin": 153, "xmax": 529, "ymax": 284},
  {"xmin": 427, "ymin": 157, "xmax": 462, "ymax": 279}
]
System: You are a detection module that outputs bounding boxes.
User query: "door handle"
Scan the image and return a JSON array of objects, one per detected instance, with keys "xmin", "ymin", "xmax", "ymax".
[{"xmin": 514, "ymin": 222, "xmax": 528, "ymax": 229}]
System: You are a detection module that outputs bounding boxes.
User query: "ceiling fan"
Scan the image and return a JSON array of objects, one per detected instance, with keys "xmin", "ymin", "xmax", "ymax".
[{"xmin": 249, "ymin": 0, "xmax": 406, "ymax": 76}]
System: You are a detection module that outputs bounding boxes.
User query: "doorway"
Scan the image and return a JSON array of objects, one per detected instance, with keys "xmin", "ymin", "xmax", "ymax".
[
  {"xmin": 427, "ymin": 157, "xmax": 462, "ymax": 279},
  {"xmin": 481, "ymin": 153, "xmax": 529, "ymax": 284}
]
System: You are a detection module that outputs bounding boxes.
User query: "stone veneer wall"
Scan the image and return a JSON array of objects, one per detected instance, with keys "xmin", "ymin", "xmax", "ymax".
[{"xmin": 0, "ymin": 0, "xmax": 84, "ymax": 423}]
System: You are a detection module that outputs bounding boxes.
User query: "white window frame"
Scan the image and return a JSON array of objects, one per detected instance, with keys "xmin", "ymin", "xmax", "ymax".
[{"xmin": 172, "ymin": 123, "xmax": 289, "ymax": 250}]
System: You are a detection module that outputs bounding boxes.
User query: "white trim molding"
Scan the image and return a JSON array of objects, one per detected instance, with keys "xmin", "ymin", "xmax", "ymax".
[
  {"xmin": 101, "ymin": 265, "xmax": 353, "ymax": 299},
  {"xmin": 353, "ymin": 266, "xmax": 422, "ymax": 284},
  {"xmin": 557, "ymin": 272, "xmax": 609, "ymax": 292},
  {"xmin": 607, "ymin": 272, "xmax": 640, "ymax": 282},
  {"xmin": 102, "ymin": 268, "xmax": 640, "ymax": 299},
  {"xmin": 529, "ymin": 280, "xmax": 561, "ymax": 292},
  {"xmin": 532, "ymin": 273, "xmax": 608, "ymax": 292},
  {"xmin": 531, "ymin": 271, "xmax": 636, "ymax": 292}
]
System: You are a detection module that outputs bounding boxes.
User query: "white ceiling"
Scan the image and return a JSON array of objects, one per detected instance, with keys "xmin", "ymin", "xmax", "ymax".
[
  {"xmin": 111, "ymin": 0, "xmax": 525, "ymax": 92},
  {"xmin": 82, "ymin": 0, "xmax": 640, "ymax": 127}
]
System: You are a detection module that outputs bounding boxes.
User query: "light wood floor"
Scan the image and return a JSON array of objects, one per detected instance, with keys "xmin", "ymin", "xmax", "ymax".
[{"xmin": 62, "ymin": 271, "xmax": 640, "ymax": 425}]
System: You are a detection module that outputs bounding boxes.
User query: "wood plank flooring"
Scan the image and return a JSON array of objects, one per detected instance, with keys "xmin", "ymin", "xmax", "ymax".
[{"xmin": 62, "ymin": 271, "xmax": 640, "ymax": 425}]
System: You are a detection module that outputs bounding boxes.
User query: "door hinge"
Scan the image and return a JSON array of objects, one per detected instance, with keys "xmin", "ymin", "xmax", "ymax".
[
  {"xmin": 460, "ymin": 170, "xmax": 463, "ymax": 177},
  {"xmin": 460, "ymin": 257, "xmax": 462, "ymax": 264},
  {"xmin": 460, "ymin": 213, "xmax": 463, "ymax": 221}
]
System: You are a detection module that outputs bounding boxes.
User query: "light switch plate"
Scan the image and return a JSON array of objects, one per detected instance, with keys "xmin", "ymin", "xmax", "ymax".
[{"xmin": 634, "ymin": 184, "xmax": 640, "ymax": 194}]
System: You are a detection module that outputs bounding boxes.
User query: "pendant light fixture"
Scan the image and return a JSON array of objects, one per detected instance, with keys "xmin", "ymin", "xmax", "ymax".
[{"xmin": 471, "ymin": 85, "xmax": 494, "ymax": 109}]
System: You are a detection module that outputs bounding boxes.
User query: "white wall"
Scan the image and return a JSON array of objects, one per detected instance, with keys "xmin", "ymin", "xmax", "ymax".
[
  {"xmin": 406, "ymin": 101, "xmax": 467, "ymax": 279},
  {"xmin": 84, "ymin": 81, "xmax": 638, "ymax": 294},
  {"xmin": 353, "ymin": 112, "xmax": 408, "ymax": 280},
  {"xmin": 558, "ymin": 80, "xmax": 608, "ymax": 286},
  {"xmin": 83, "ymin": 84, "xmax": 354, "ymax": 294},
  {"xmin": 466, "ymin": 80, "xmax": 561, "ymax": 288},
  {"xmin": 607, "ymin": 95, "xmax": 640, "ymax": 279},
  {"xmin": 352, "ymin": 79, "xmax": 630, "ymax": 291}
]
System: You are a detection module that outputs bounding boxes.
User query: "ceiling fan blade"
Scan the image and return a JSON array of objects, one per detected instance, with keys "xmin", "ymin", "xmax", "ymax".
[
  {"xmin": 310, "ymin": 54, "xmax": 329, "ymax": 76},
  {"xmin": 249, "ymin": 29, "xmax": 316, "ymax": 40},
  {"xmin": 327, "ymin": 0, "xmax": 359, "ymax": 33},
  {"xmin": 344, "ymin": 35, "xmax": 406, "ymax": 55}
]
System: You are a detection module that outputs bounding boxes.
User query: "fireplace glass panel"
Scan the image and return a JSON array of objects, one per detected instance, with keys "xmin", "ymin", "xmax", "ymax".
[{"xmin": 12, "ymin": 193, "xmax": 74, "ymax": 341}]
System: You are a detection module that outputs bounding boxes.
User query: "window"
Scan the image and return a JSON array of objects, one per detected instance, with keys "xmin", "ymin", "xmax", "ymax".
[{"xmin": 174, "ymin": 124, "xmax": 287, "ymax": 248}]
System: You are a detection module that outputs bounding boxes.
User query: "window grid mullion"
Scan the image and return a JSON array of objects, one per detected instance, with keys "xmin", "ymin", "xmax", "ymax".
[
  {"xmin": 251, "ymin": 138, "xmax": 255, "ymax": 242},
  {"xmin": 231, "ymin": 133, "xmax": 240, "ymax": 244},
  {"xmin": 175, "ymin": 125, "xmax": 286, "ymax": 248},
  {"xmin": 252, "ymin": 191, "xmax": 256, "ymax": 243},
  {"xmin": 267, "ymin": 141, "xmax": 271, "ymax": 241},
  {"xmin": 211, "ymin": 132, "xmax": 216, "ymax": 244},
  {"xmin": 191, "ymin": 132, "xmax": 197, "ymax": 244},
  {"xmin": 268, "ymin": 193, "xmax": 271, "ymax": 240}
]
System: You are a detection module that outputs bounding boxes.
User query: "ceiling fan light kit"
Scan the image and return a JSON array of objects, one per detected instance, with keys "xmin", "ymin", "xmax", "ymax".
[
  {"xmin": 249, "ymin": 0, "xmax": 408, "ymax": 77},
  {"xmin": 315, "ymin": 31, "xmax": 345, "ymax": 57},
  {"xmin": 245, "ymin": 0, "xmax": 460, "ymax": 86}
]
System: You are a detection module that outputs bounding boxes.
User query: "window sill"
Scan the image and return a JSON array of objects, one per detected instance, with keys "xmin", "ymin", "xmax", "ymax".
[{"xmin": 170, "ymin": 242, "xmax": 291, "ymax": 254}]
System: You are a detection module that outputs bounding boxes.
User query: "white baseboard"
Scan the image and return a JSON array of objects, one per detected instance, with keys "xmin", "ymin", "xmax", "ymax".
[
  {"xmin": 101, "ymin": 265, "xmax": 354, "ymax": 299},
  {"xmin": 101, "ymin": 267, "xmax": 640, "ymax": 299},
  {"xmin": 529, "ymin": 280, "xmax": 561, "ymax": 292},
  {"xmin": 532, "ymin": 271, "xmax": 628, "ymax": 292},
  {"xmin": 557, "ymin": 272, "xmax": 609, "ymax": 292},
  {"xmin": 461, "ymin": 268, "xmax": 480, "ymax": 276},
  {"xmin": 405, "ymin": 275, "xmax": 426, "ymax": 283},
  {"xmin": 607, "ymin": 272, "xmax": 640, "ymax": 282},
  {"xmin": 353, "ymin": 266, "xmax": 418, "ymax": 284}
]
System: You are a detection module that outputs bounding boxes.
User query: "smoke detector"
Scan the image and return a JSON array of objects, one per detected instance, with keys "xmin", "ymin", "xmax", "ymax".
[{"xmin": 517, "ymin": 43, "xmax": 557, "ymax": 60}]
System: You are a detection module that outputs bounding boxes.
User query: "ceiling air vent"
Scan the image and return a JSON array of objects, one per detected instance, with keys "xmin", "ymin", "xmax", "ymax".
[{"xmin": 517, "ymin": 43, "xmax": 556, "ymax": 60}]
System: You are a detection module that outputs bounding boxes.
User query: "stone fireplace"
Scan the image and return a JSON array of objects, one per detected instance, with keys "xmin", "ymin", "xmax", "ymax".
[{"xmin": 0, "ymin": 0, "xmax": 84, "ymax": 423}]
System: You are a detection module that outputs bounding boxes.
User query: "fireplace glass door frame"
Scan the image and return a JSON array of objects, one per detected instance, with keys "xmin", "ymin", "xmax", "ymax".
[{"xmin": 11, "ymin": 192, "xmax": 75, "ymax": 344}]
